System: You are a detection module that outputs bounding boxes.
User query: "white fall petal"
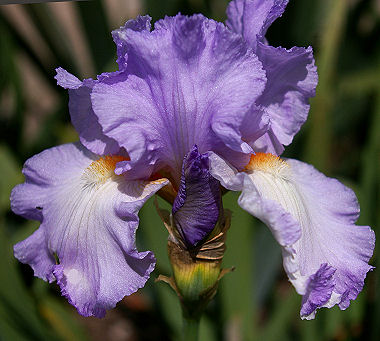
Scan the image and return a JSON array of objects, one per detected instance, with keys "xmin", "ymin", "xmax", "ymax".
[
  {"xmin": 209, "ymin": 152, "xmax": 374, "ymax": 319},
  {"xmin": 12, "ymin": 142, "xmax": 168, "ymax": 317}
]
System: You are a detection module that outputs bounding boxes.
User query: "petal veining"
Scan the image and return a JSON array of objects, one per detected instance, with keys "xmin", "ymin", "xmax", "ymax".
[
  {"xmin": 92, "ymin": 14, "xmax": 266, "ymax": 183},
  {"xmin": 12, "ymin": 143, "xmax": 168, "ymax": 317},
  {"xmin": 209, "ymin": 152, "xmax": 375, "ymax": 318}
]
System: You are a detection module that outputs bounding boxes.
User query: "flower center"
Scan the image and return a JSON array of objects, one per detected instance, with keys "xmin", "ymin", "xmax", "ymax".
[
  {"xmin": 82, "ymin": 155, "xmax": 129, "ymax": 185},
  {"xmin": 244, "ymin": 152, "xmax": 290, "ymax": 177}
]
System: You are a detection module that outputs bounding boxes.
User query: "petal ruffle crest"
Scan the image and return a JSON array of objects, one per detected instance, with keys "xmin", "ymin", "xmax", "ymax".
[
  {"xmin": 92, "ymin": 14, "xmax": 266, "ymax": 183},
  {"xmin": 253, "ymin": 44, "xmax": 317, "ymax": 154},
  {"xmin": 112, "ymin": 15, "xmax": 152, "ymax": 69},
  {"xmin": 54, "ymin": 15, "xmax": 153, "ymax": 156},
  {"xmin": 226, "ymin": 0, "xmax": 318, "ymax": 154},
  {"xmin": 55, "ymin": 68, "xmax": 120, "ymax": 156},
  {"xmin": 12, "ymin": 143, "xmax": 168, "ymax": 317},
  {"xmin": 209, "ymin": 152, "xmax": 375, "ymax": 319},
  {"xmin": 226, "ymin": 0, "xmax": 288, "ymax": 48}
]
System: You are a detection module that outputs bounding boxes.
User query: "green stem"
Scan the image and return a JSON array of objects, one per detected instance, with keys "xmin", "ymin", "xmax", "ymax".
[{"xmin": 182, "ymin": 315, "xmax": 200, "ymax": 341}]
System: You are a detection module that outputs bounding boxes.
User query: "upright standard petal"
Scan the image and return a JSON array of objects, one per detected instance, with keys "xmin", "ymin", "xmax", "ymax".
[
  {"xmin": 253, "ymin": 45, "xmax": 317, "ymax": 154},
  {"xmin": 92, "ymin": 14, "xmax": 266, "ymax": 183},
  {"xmin": 226, "ymin": 0, "xmax": 318, "ymax": 154},
  {"xmin": 172, "ymin": 146, "xmax": 222, "ymax": 247},
  {"xmin": 55, "ymin": 68, "xmax": 120, "ymax": 155},
  {"xmin": 209, "ymin": 152, "xmax": 375, "ymax": 319},
  {"xmin": 226, "ymin": 0, "xmax": 288, "ymax": 48},
  {"xmin": 55, "ymin": 16, "xmax": 155, "ymax": 155},
  {"xmin": 112, "ymin": 15, "xmax": 152, "ymax": 70},
  {"xmin": 11, "ymin": 143, "xmax": 168, "ymax": 317}
]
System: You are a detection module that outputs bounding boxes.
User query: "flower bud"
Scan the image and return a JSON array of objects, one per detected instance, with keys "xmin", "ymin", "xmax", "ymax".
[
  {"xmin": 156, "ymin": 146, "xmax": 232, "ymax": 318},
  {"xmin": 172, "ymin": 145, "xmax": 222, "ymax": 247}
]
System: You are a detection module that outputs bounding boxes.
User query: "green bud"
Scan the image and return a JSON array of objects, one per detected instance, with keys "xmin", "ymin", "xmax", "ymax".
[{"xmin": 155, "ymin": 200, "xmax": 233, "ymax": 319}]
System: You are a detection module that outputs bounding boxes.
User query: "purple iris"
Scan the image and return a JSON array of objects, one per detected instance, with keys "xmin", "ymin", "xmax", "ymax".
[
  {"xmin": 11, "ymin": 0, "xmax": 374, "ymax": 320},
  {"xmin": 172, "ymin": 145, "xmax": 221, "ymax": 247}
]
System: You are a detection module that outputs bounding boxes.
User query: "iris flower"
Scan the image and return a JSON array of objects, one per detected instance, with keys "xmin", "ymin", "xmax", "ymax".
[{"xmin": 11, "ymin": 0, "xmax": 374, "ymax": 320}]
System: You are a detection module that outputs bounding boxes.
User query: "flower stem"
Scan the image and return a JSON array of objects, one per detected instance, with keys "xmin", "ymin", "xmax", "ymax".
[{"xmin": 182, "ymin": 315, "xmax": 200, "ymax": 341}]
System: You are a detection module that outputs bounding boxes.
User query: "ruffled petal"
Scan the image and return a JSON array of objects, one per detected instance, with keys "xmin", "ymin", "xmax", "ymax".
[
  {"xmin": 226, "ymin": 1, "xmax": 318, "ymax": 154},
  {"xmin": 12, "ymin": 143, "xmax": 168, "ymax": 317},
  {"xmin": 209, "ymin": 152, "xmax": 300, "ymax": 245},
  {"xmin": 209, "ymin": 152, "xmax": 375, "ymax": 319},
  {"xmin": 13, "ymin": 227, "xmax": 56, "ymax": 282},
  {"xmin": 92, "ymin": 14, "xmax": 266, "ymax": 183},
  {"xmin": 112, "ymin": 15, "xmax": 152, "ymax": 69},
  {"xmin": 226, "ymin": 0, "xmax": 288, "ymax": 48},
  {"xmin": 253, "ymin": 45, "xmax": 318, "ymax": 153},
  {"xmin": 55, "ymin": 68, "xmax": 120, "ymax": 155}
]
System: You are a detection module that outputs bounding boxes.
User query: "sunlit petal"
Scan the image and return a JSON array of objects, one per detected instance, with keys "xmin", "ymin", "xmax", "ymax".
[
  {"xmin": 12, "ymin": 143, "xmax": 168, "ymax": 317},
  {"xmin": 209, "ymin": 152, "xmax": 375, "ymax": 319}
]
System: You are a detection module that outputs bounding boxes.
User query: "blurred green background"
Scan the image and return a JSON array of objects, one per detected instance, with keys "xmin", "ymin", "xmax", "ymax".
[{"xmin": 0, "ymin": 0, "xmax": 379, "ymax": 340}]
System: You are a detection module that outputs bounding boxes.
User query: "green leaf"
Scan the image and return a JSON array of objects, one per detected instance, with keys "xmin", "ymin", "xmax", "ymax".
[
  {"xmin": 38, "ymin": 297, "xmax": 89, "ymax": 341},
  {"xmin": 219, "ymin": 191, "xmax": 256, "ymax": 341},
  {"xmin": 138, "ymin": 197, "xmax": 182, "ymax": 339},
  {"xmin": 257, "ymin": 290, "xmax": 300, "ymax": 341},
  {"xmin": 0, "ymin": 144, "xmax": 23, "ymax": 213},
  {"xmin": 0, "ymin": 224, "xmax": 56, "ymax": 341},
  {"xmin": 304, "ymin": 0, "xmax": 349, "ymax": 172}
]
